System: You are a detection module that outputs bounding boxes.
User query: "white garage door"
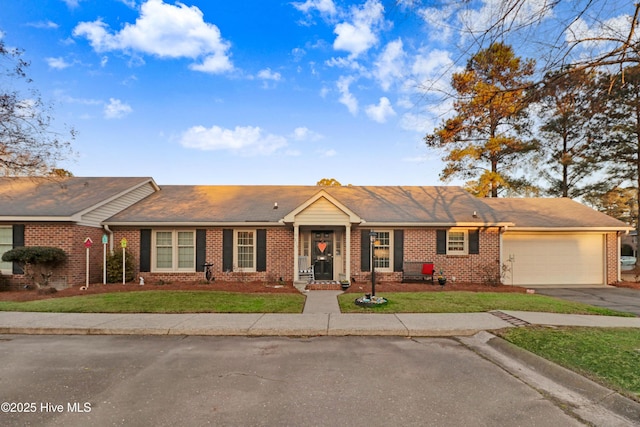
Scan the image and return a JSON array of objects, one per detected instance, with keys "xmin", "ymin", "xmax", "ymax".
[{"xmin": 502, "ymin": 233, "xmax": 605, "ymax": 286}]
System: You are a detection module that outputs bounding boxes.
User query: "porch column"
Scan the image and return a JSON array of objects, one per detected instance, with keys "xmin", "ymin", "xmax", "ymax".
[
  {"xmin": 345, "ymin": 224, "xmax": 351, "ymax": 281},
  {"xmin": 293, "ymin": 224, "xmax": 300, "ymax": 281}
]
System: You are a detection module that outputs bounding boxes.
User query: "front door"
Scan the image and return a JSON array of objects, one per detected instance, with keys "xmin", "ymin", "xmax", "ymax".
[{"xmin": 312, "ymin": 231, "xmax": 333, "ymax": 281}]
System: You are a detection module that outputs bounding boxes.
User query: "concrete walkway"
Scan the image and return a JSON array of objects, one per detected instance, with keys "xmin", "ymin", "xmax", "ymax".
[{"xmin": 302, "ymin": 290, "xmax": 342, "ymax": 314}]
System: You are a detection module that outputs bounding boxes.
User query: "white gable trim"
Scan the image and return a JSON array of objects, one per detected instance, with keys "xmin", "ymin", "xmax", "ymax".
[{"xmin": 282, "ymin": 190, "xmax": 362, "ymax": 224}]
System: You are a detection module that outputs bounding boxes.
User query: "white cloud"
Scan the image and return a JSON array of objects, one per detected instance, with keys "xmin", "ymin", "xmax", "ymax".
[
  {"xmin": 374, "ymin": 39, "xmax": 406, "ymax": 91},
  {"xmin": 180, "ymin": 125, "xmax": 287, "ymax": 156},
  {"xmin": 73, "ymin": 0, "xmax": 233, "ymax": 74},
  {"xmin": 291, "ymin": 127, "xmax": 323, "ymax": 141},
  {"xmin": 333, "ymin": 0, "xmax": 385, "ymax": 57},
  {"xmin": 27, "ymin": 20, "xmax": 59, "ymax": 29},
  {"xmin": 566, "ymin": 15, "xmax": 636, "ymax": 50},
  {"xmin": 337, "ymin": 76, "xmax": 358, "ymax": 115},
  {"xmin": 317, "ymin": 148, "xmax": 337, "ymax": 157},
  {"xmin": 418, "ymin": 6, "xmax": 454, "ymax": 42},
  {"xmin": 410, "ymin": 48, "xmax": 459, "ymax": 95},
  {"xmin": 257, "ymin": 68, "xmax": 282, "ymax": 81},
  {"xmin": 62, "ymin": 0, "xmax": 82, "ymax": 8},
  {"xmin": 104, "ymin": 98, "xmax": 133, "ymax": 119},
  {"xmin": 365, "ymin": 97, "xmax": 396, "ymax": 123},
  {"xmin": 292, "ymin": 0, "xmax": 337, "ymax": 16},
  {"xmin": 46, "ymin": 57, "xmax": 72, "ymax": 70},
  {"xmin": 457, "ymin": 0, "xmax": 554, "ymax": 42}
]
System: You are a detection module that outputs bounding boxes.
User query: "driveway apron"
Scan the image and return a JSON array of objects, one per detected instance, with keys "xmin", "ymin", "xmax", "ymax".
[{"xmin": 535, "ymin": 288, "xmax": 640, "ymax": 316}]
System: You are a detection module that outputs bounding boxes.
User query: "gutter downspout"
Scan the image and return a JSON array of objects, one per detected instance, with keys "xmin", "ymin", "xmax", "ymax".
[{"xmin": 103, "ymin": 224, "xmax": 114, "ymax": 253}]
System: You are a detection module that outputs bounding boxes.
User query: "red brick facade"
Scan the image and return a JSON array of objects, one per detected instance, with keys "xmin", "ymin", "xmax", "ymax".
[{"xmin": 1, "ymin": 224, "xmax": 624, "ymax": 288}]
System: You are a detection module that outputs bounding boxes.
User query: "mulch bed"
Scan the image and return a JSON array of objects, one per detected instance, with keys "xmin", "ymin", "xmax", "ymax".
[{"xmin": 1, "ymin": 279, "xmax": 639, "ymax": 303}]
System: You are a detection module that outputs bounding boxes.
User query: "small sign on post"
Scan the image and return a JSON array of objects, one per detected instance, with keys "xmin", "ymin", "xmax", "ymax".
[
  {"xmin": 120, "ymin": 238, "xmax": 127, "ymax": 284},
  {"xmin": 84, "ymin": 237, "xmax": 93, "ymax": 289},
  {"xmin": 102, "ymin": 234, "xmax": 108, "ymax": 284}
]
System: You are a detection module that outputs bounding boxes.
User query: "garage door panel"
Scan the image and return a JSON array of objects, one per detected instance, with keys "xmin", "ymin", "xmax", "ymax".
[{"xmin": 503, "ymin": 234, "xmax": 604, "ymax": 286}]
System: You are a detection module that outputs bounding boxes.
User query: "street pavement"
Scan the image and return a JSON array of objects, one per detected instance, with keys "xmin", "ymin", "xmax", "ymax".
[{"xmin": 1, "ymin": 290, "xmax": 639, "ymax": 425}]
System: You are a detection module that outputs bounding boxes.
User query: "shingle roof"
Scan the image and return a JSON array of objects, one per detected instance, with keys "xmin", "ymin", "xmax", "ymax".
[
  {"xmin": 0, "ymin": 177, "xmax": 156, "ymax": 218},
  {"xmin": 0, "ymin": 177, "xmax": 629, "ymax": 230},
  {"xmin": 483, "ymin": 198, "xmax": 629, "ymax": 229},
  {"xmin": 104, "ymin": 185, "xmax": 508, "ymax": 225}
]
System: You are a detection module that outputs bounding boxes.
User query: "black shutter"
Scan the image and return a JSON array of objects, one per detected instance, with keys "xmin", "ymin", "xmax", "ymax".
[
  {"xmin": 195, "ymin": 229, "xmax": 206, "ymax": 272},
  {"xmin": 361, "ymin": 229, "xmax": 370, "ymax": 272},
  {"xmin": 12, "ymin": 224, "xmax": 25, "ymax": 274},
  {"xmin": 139, "ymin": 229, "xmax": 151, "ymax": 272},
  {"xmin": 222, "ymin": 229, "xmax": 233, "ymax": 272},
  {"xmin": 436, "ymin": 230, "xmax": 447, "ymax": 255},
  {"xmin": 393, "ymin": 230, "xmax": 404, "ymax": 272},
  {"xmin": 256, "ymin": 229, "xmax": 267, "ymax": 272},
  {"xmin": 469, "ymin": 229, "xmax": 479, "ymax": 255}
]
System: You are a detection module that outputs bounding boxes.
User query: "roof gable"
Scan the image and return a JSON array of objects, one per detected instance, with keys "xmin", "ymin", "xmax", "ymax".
[
  {"xmin": 0, "ymin": 177, "xmax": 159, "ymax": 224},
  {"xmin": 283, "ymin": 190, "xmax": 362, "ymax": 224}
]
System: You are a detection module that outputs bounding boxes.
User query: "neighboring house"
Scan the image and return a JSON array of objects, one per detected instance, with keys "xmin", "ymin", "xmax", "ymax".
[{"xmin": 0, "ymin": 177, "xmax": 632, "ymax": 289}]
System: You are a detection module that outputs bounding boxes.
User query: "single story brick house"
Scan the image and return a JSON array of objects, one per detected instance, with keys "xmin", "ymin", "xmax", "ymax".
[{"xmin": 0, "ymin": 176, "xmax": 631, "ymax": 289}]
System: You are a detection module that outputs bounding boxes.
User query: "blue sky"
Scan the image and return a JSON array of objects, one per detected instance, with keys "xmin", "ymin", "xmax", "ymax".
[{"xmin": 0, "ymin": 0, "xmax": 632, "ymax": 186}]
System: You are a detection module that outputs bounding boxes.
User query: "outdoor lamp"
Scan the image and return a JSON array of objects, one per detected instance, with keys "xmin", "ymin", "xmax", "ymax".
[{"xmin": 369, "ymin": 231, "xmax": 377, "ymax": 296}]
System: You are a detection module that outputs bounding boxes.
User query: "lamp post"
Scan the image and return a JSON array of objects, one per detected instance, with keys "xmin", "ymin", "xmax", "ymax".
[{"xmin": 369, "ymin": 230, "xmax": 377, "ymax": 296}]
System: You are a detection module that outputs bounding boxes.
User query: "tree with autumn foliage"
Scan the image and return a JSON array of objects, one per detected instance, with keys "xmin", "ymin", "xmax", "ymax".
[{"xmin": 425, "ymin": 42, "xmax": 538, "ymax": 197}]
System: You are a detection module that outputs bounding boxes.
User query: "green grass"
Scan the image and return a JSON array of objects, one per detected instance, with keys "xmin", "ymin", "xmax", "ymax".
[
  {"xmin": 0, "ymin": 291, "xmax": 305, "ymax": 313},
  {"xmin": 338, "ymin": 291, "xmax": 634, "ymax": 316},
  {"xmin": 498, "ymin": 327, "xmax": 640, "ymax": 401}
]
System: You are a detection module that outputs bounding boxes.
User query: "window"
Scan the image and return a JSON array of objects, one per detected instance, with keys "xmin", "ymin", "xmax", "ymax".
[
  {"xmin": 153, "ymin": 230, "xmax": 195, "ymax": 271},
  {"xmin": 0, "ymin": 227, "xmax": 11, "ymax": 272},
  {"xmin": 235, "ymin": 230, "xmax": 255, "ymax": 271},
  {"xmin": 373, "ymin": 230, "xmax": 392, "ymax": 271},
  {"xmin": 447, "ymin": 230, "xmax": 468, "ymax": 255}
]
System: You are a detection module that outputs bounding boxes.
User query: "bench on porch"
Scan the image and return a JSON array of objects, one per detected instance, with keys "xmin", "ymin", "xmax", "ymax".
[{"xmin": 402, "ymin": 261, "xmax": 435, "ymax": 283}]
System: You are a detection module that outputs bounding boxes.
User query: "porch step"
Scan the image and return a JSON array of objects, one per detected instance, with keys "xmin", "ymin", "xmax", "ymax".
[{"xmin": 306, "ymin": 281, "xmax": 344, "ymax": 291}]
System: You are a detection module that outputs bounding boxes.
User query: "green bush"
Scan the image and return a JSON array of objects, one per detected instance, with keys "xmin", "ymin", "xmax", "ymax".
[
  {"xmin": 1, "ymin": 246, "xmax": 67, "ymax": 288},
  {"xmin": 106, "ymin": 249, "xmax": 136, "ymax": 283}
]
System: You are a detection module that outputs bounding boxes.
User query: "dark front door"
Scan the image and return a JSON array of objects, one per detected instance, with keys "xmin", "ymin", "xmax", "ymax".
[{"xmin": 312, "ymin": 231, "xmax": 333, "ymax": 281}]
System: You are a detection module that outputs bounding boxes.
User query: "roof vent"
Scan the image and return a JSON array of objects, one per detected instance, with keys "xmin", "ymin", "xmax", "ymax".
[
  {"xmin": 273, "ymin": 202, "xmax": 278, "ymax": 209},
  {"xmin": 472, "ymin": 211, "xmax": 478, "ymax": 218}
]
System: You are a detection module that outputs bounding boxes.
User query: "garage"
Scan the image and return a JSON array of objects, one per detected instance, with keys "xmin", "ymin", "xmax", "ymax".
[{"xmin": 502, "ymin": 233, "xmax": 605, "ymax": 286}]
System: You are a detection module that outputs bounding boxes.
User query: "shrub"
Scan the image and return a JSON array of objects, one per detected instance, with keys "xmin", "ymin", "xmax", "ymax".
[
  {"xmin": 1, "ymin": 246, "xmax": 67, "ymax": 288},
  {"xmin": 106, "ymin": 249, "xmax": 136, "ymax": 283}
]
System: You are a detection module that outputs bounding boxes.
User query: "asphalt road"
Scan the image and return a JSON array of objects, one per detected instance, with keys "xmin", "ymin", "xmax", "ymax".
[
  {"xmin": 0, "ymin": 335, "xmax": 585, "ymax": 427},
  {"xmin": 535, "ymin": 287, "xmax": 640, "ymax": 316}
]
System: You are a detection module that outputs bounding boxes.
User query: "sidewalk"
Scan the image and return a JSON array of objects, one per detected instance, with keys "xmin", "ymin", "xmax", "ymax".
[{"xmin": 0, "ymin": 291, "xmax": 639, "ymax": 337}]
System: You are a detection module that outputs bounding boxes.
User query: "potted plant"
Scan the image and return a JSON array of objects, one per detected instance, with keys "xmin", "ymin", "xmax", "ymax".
[
  {"xmin": 437, "ymin": 270, "xmax": 446, "ymax": 286},
  {"xmin": 340, "ymin": 279, "xmax": 350, "ymax": 290}
]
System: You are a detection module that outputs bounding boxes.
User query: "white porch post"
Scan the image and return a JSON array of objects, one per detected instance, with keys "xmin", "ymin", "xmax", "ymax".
[
  {"xmin": 345, "ymin": 224, "xmax": 351, "ymax": 282},
  {"xmin": 294, "ymin": 224, "xmax": 300, "ymax": 281}
]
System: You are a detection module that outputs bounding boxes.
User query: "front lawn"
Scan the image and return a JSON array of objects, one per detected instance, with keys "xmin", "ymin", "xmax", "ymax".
[
  {"xmin": 338, "ymin": 291, "xmax": 634, "ymax": 316},
  {"xmin": 0, "ymin": 291, "xmax": 305, "ymax": 313},
  {"xmin": 497, "ymin": 327, "xmax": 640, "ymax": 401}
]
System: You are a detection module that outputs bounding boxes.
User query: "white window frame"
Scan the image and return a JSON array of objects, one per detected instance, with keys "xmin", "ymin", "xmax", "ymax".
[
  {"xmin": 372, "ymin": 229, "xmax": 393, "ymax": 272},
  {"xmin": 0, "ymin": 226, "xmax": 12, "ymax": 274},
  {"xmin": 234, "ymin": 230, "xmax": 256, "ymax": 272},
  {"xmin": 447, "ymin": 229, "xmax": 468, "ymax": 255},
  {"xmin": 152, "ymin": 230, "xmax": 196, "ymax": 272}
]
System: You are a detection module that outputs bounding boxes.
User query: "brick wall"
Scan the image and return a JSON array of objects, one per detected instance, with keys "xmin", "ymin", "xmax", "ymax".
[
  {"xmin": 113, "ymin": 227, "xmax": 296, "ymax": 284},
  {"xmin": 350, "ymin": 227, "xmax": 502, "ymax": 284},
  {"xmin": 4, "ymin": 223, "xmax": 105, "ymax": 288},
  {"xmin": 607, "ymin": 232, "xmax": 619, "ymax": 284}
]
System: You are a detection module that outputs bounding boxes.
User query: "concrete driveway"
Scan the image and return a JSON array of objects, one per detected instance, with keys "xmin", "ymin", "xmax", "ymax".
[{"xmin": 535, "ymin": 287, "xmax": 640, "ymax": 316}]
